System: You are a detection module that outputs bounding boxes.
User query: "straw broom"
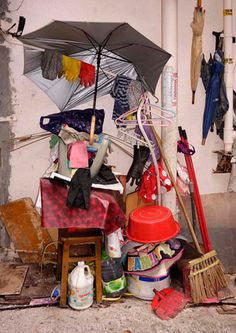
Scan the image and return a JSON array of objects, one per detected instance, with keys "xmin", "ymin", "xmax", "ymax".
[{"xmin": 152, "ymin": 128, "xmax": 227, "ymax": 304}]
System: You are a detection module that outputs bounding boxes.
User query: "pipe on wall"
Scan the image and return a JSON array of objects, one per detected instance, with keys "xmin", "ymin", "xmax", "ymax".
[
  {"xmin": 223, "ymin": 0, "xmax": 235, "ymax": 153},
  {"xmin": 161, "ymin": 0, "xmax": 178, "ymax": 213}
]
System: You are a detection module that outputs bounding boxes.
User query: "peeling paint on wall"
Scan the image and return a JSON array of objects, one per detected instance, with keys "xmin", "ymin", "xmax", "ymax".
[
  {"xmin": 0, "ymin": 0, "xmax": 12, "ymax": 43},
  {"xmin": 0, "ymin": 1, "xmax": 13, "ymax": 247}
]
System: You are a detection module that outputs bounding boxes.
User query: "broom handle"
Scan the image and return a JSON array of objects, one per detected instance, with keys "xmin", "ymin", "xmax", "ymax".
[
  {"xmin": 180, "ymin": 128, "xmax": 211, "ymax": 253},
  {"xmin": 152, "ymin": 128, "xmax": 203, "ymax": 254}
]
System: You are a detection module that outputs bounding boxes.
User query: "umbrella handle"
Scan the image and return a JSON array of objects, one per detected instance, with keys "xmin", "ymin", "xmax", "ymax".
[
  {"xmin": 197, "ymin": 0, "xmax": 202, "ymax": 8},
  {"xmin": 89, "ymin": 115, "xmax": 96, "ymax": 145}
]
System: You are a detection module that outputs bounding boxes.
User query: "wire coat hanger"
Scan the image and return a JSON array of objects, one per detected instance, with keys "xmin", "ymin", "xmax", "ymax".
[{"xmin": 114, "ymin": 93, "xmax": 175, "ymax": 128}]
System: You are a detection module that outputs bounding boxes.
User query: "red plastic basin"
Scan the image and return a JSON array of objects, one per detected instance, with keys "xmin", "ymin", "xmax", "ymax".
[{"xmin": 126, "ymin": 205, "xmax": 180, "ymax": 243}]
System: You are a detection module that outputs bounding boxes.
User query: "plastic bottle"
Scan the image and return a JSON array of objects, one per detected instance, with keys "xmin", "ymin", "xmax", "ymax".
[
  {"xmin": 68, "ymin": 261, "xmax": 94, "ymax": 310},
  {"xmin": 101, "ymin": 249, "xmax": 126, "ymax": 298}
]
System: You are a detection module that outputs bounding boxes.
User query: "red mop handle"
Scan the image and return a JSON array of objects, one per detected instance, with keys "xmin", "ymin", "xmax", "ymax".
[{"xmin": 179, "ymin": 128, "xmax": 211, "ymax": 253}]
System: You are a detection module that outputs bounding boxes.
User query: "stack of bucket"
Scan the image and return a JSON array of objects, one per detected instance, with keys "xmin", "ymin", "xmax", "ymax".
[{"xmin": 123, "ymin": 205, "xmax": 183, "ymax": 300}]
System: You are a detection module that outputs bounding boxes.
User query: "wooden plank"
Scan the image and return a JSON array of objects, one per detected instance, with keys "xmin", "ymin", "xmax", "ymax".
[
  {"xmin": 0, "ymin": 198, "xmax": 55, "ymax": 263},
  {"xmin": 126, "ymin": 191, "xmax": 153, "ymax": 222},
  {"xmin": 4, "ymin": 264, "xmax": 57, "ymax": 301},
  {"xmin": 0, "ymin": 263, "xmax": 28, "ymax": 295}
]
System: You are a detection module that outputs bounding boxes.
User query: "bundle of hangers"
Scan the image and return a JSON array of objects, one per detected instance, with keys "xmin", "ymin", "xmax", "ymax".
[
  {"xmin": 114, "ymin": 93, "xmax": 176, "ymax": 205},
  {"xmin": 114, "ymin": 92, "xmax": 175, "ymax": 129}
]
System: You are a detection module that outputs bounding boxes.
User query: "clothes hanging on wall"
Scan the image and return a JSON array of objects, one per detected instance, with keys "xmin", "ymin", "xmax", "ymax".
[
  {"xmin": 110, "ymin": 75, "xmax": 144, "ymax": 121},
  {"xmin": 110, "ymin": 75, "xmax": 132, "ymax": 120},
  {"xmin": 40, "ymin": 50, "xmax": 95, "ymax": 85},
  {"xmin": 138, "ymin": 162, "xmax": 172, "ymax": 202},
  {"xmin": 41, "ymin": 50, "xmax": 63, "ymax": 80},
  {"xmin": 61, "ymin": 55, "xmax": 82, "ymax": 81},
  {"xmin": 79, "ymin": 61, "xmax": 96, "ymax": 87}
]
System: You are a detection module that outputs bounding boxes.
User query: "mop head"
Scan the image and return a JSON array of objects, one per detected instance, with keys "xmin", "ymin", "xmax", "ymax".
[{"xmin": 188, "ymin": 250, "xmax": 228, "ymax": 304}]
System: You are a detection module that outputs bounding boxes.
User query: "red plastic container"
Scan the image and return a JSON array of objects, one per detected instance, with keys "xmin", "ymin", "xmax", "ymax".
[{"xmin": 126, "ymin": 205, "xmax": 180, "ymax": 243}]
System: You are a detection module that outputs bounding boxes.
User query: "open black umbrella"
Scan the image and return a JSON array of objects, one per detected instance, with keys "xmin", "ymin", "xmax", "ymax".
[{"xmin": 18, "ymin": 21, "xmax": 171, "ymax": 111}]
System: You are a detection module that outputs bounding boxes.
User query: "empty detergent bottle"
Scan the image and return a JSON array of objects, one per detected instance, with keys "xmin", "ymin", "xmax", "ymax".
[
  {"xmin": 101, "ymin": 249, "xmax": 126, "ymax": 298},
  {"xmin": 68, "ymin": 261, "xmax": 94, "ymax": 310}
]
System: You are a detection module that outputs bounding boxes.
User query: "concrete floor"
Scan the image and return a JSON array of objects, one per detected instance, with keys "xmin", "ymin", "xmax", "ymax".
[{"xmin": 0, "ymin": 298, "xmax": 236, "ymax": 333}]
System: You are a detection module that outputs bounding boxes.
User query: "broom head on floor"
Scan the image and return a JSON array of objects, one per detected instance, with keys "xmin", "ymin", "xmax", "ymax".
[{"xmin": 188, "ymin": 250, "xmax": 228, "ymax": 304}]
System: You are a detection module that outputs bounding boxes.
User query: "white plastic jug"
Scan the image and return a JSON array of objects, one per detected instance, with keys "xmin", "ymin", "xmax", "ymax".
[{"xmin": 68, "ymin": 262, "xmax": 94, "ymax": 310}]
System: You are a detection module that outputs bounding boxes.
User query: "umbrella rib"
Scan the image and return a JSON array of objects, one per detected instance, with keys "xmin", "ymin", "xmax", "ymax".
[
  {"xmin": 62, "ymin": 41, "xmax": 98, "ymax": 55},
  {"xmin": 100, "ymin": 52, "xmax": 131, "ymax": 63},
  {"xmin": 111, "ymin": 43, "xmax": 171, "ymax": 54},
  {"xmin": 56, "ymin": 21, "xmax": 100, "ymax": 52},
  {"xmin": 101, "ymin": 23, "xmax": 127, "ymax": 48},
  {"xmin": 62, "ymin": 80, "xmax": 81, "ymax": 110}
]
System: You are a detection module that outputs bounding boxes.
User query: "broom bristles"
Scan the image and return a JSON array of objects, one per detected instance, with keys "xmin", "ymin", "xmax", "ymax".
[{"xmin": 188, "ymin": 250, "xmax": 227, "ymax": 304}]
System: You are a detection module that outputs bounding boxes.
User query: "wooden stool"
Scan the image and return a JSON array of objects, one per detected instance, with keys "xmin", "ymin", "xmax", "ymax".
[{"xmin": 57, "ymin": 228, "xmax": 103, "ymax": 307}]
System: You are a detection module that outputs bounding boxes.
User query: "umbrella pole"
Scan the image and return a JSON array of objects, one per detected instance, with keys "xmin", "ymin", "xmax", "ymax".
[{"xmin": 89, "ymin": 50, "xmax": 102, "ymax": 145}]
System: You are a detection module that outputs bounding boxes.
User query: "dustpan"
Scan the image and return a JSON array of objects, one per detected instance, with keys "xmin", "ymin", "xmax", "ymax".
[{"xmin": 151, "ymin": 288, "xmax": 187, "ymax": 320}]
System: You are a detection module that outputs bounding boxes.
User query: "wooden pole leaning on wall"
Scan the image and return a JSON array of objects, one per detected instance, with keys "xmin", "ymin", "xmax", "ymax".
[{"xmin": 151, "ymin": 127, "xmax": 202, "ymax": 254}]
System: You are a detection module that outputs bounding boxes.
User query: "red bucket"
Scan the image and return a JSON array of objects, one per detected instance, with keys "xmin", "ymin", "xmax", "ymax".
[{"xmin": 126, "ymin": 205, "xmax": 180, "ymax": 243}]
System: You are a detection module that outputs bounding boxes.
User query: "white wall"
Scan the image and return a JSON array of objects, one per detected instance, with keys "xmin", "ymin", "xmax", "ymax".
[{"xmin": 3, "ymin": 0, "xmax": 236, "ymax": 201}]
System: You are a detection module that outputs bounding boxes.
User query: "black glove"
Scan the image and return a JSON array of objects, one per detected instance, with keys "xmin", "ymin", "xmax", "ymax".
[
  {"xmin": 92, "ymin": 164, "xmax": 118, "ymax": 185},
  {"xmin": 67, "ymin": 168, "xmax": 92, "ymax": 209},
  {"xmin": 126, "ymin": 145, "xmax": 150, "ymax": 186}
]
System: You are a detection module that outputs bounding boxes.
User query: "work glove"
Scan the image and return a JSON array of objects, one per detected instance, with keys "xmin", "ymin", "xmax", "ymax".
[{"xmin": 126, "ymin": 145, "xmax": 150, "ymax": 186}]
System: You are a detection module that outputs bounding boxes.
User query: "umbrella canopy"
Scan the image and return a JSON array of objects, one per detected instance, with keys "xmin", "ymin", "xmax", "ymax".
[
  {"xmin": 200, "ymin": 53, "xmax": 212, "ymax": 91},
  {"xmin": 190, "ymin": 1, "xmax": 205, "ymax": 104},
  {"xmin": 202, "ymin": 55, "xmax": 224, "ymax": 145},
  {"xmin": 18, "ymin": 21, "xmax": 171, "ymax": 111}
]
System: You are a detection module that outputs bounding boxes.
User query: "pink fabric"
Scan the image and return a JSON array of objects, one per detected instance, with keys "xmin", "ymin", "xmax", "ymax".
[{"xmin": 67, "ymin": 141, "xmax": 88, "ymax": 168}]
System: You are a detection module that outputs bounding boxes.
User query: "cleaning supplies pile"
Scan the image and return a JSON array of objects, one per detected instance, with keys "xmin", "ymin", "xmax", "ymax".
[
  {"xmin": 122, "ymin": 205, "xmax": 184, "ymax": 300},
  {"xmin": 177, "ymin": 127, "xmax": 227, "ymax": 303}
]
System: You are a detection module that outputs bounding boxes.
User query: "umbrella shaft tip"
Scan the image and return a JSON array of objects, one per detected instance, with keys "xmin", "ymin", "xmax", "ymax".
[
  {"xmin": 202, "ymin": 138, "xmax": 206, "ymax": 145},
  {"xmin": 192, "ymin": 91, "xmax": 196, "ymax": 104}
]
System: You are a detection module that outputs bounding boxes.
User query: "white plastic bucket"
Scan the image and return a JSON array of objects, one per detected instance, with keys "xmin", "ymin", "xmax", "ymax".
[
  {"xmin": 68, "ymin": 262, "xmax": 94, "ymax": 310},
  {"xmin": 127, "ymin": 273, "xmax": 170, "ymax": 300}
]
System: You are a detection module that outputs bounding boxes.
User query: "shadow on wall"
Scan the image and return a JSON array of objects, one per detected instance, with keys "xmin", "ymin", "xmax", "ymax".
[{"xmin": 178, "ymin": 192, "xmax": 236, "ymax": 274}]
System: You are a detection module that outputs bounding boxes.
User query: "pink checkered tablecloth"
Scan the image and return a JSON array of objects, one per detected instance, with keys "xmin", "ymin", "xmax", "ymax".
[{"xmin": 40, "ymin": 178, "xmax": 126, "ymax": 234}]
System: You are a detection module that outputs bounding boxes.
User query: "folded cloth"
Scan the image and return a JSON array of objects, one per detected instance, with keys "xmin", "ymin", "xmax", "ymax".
[
  {"xmin": 67, "ymin": 141, "xmax": 88, "ymax": 169},
  {"xmin": 41, "ymin": 50, "xmax": 63, "ymax": 80},
  {"xmin": 79, "ymin": 61, "xmax": 95, "ymax": 87},
  {"xmin": 61, "ymin": 55, "xmax": 82, "ymax": 81},
  {"xmin": 58, "ymin": 124, "xmax": 90, "ymax": 145}
]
